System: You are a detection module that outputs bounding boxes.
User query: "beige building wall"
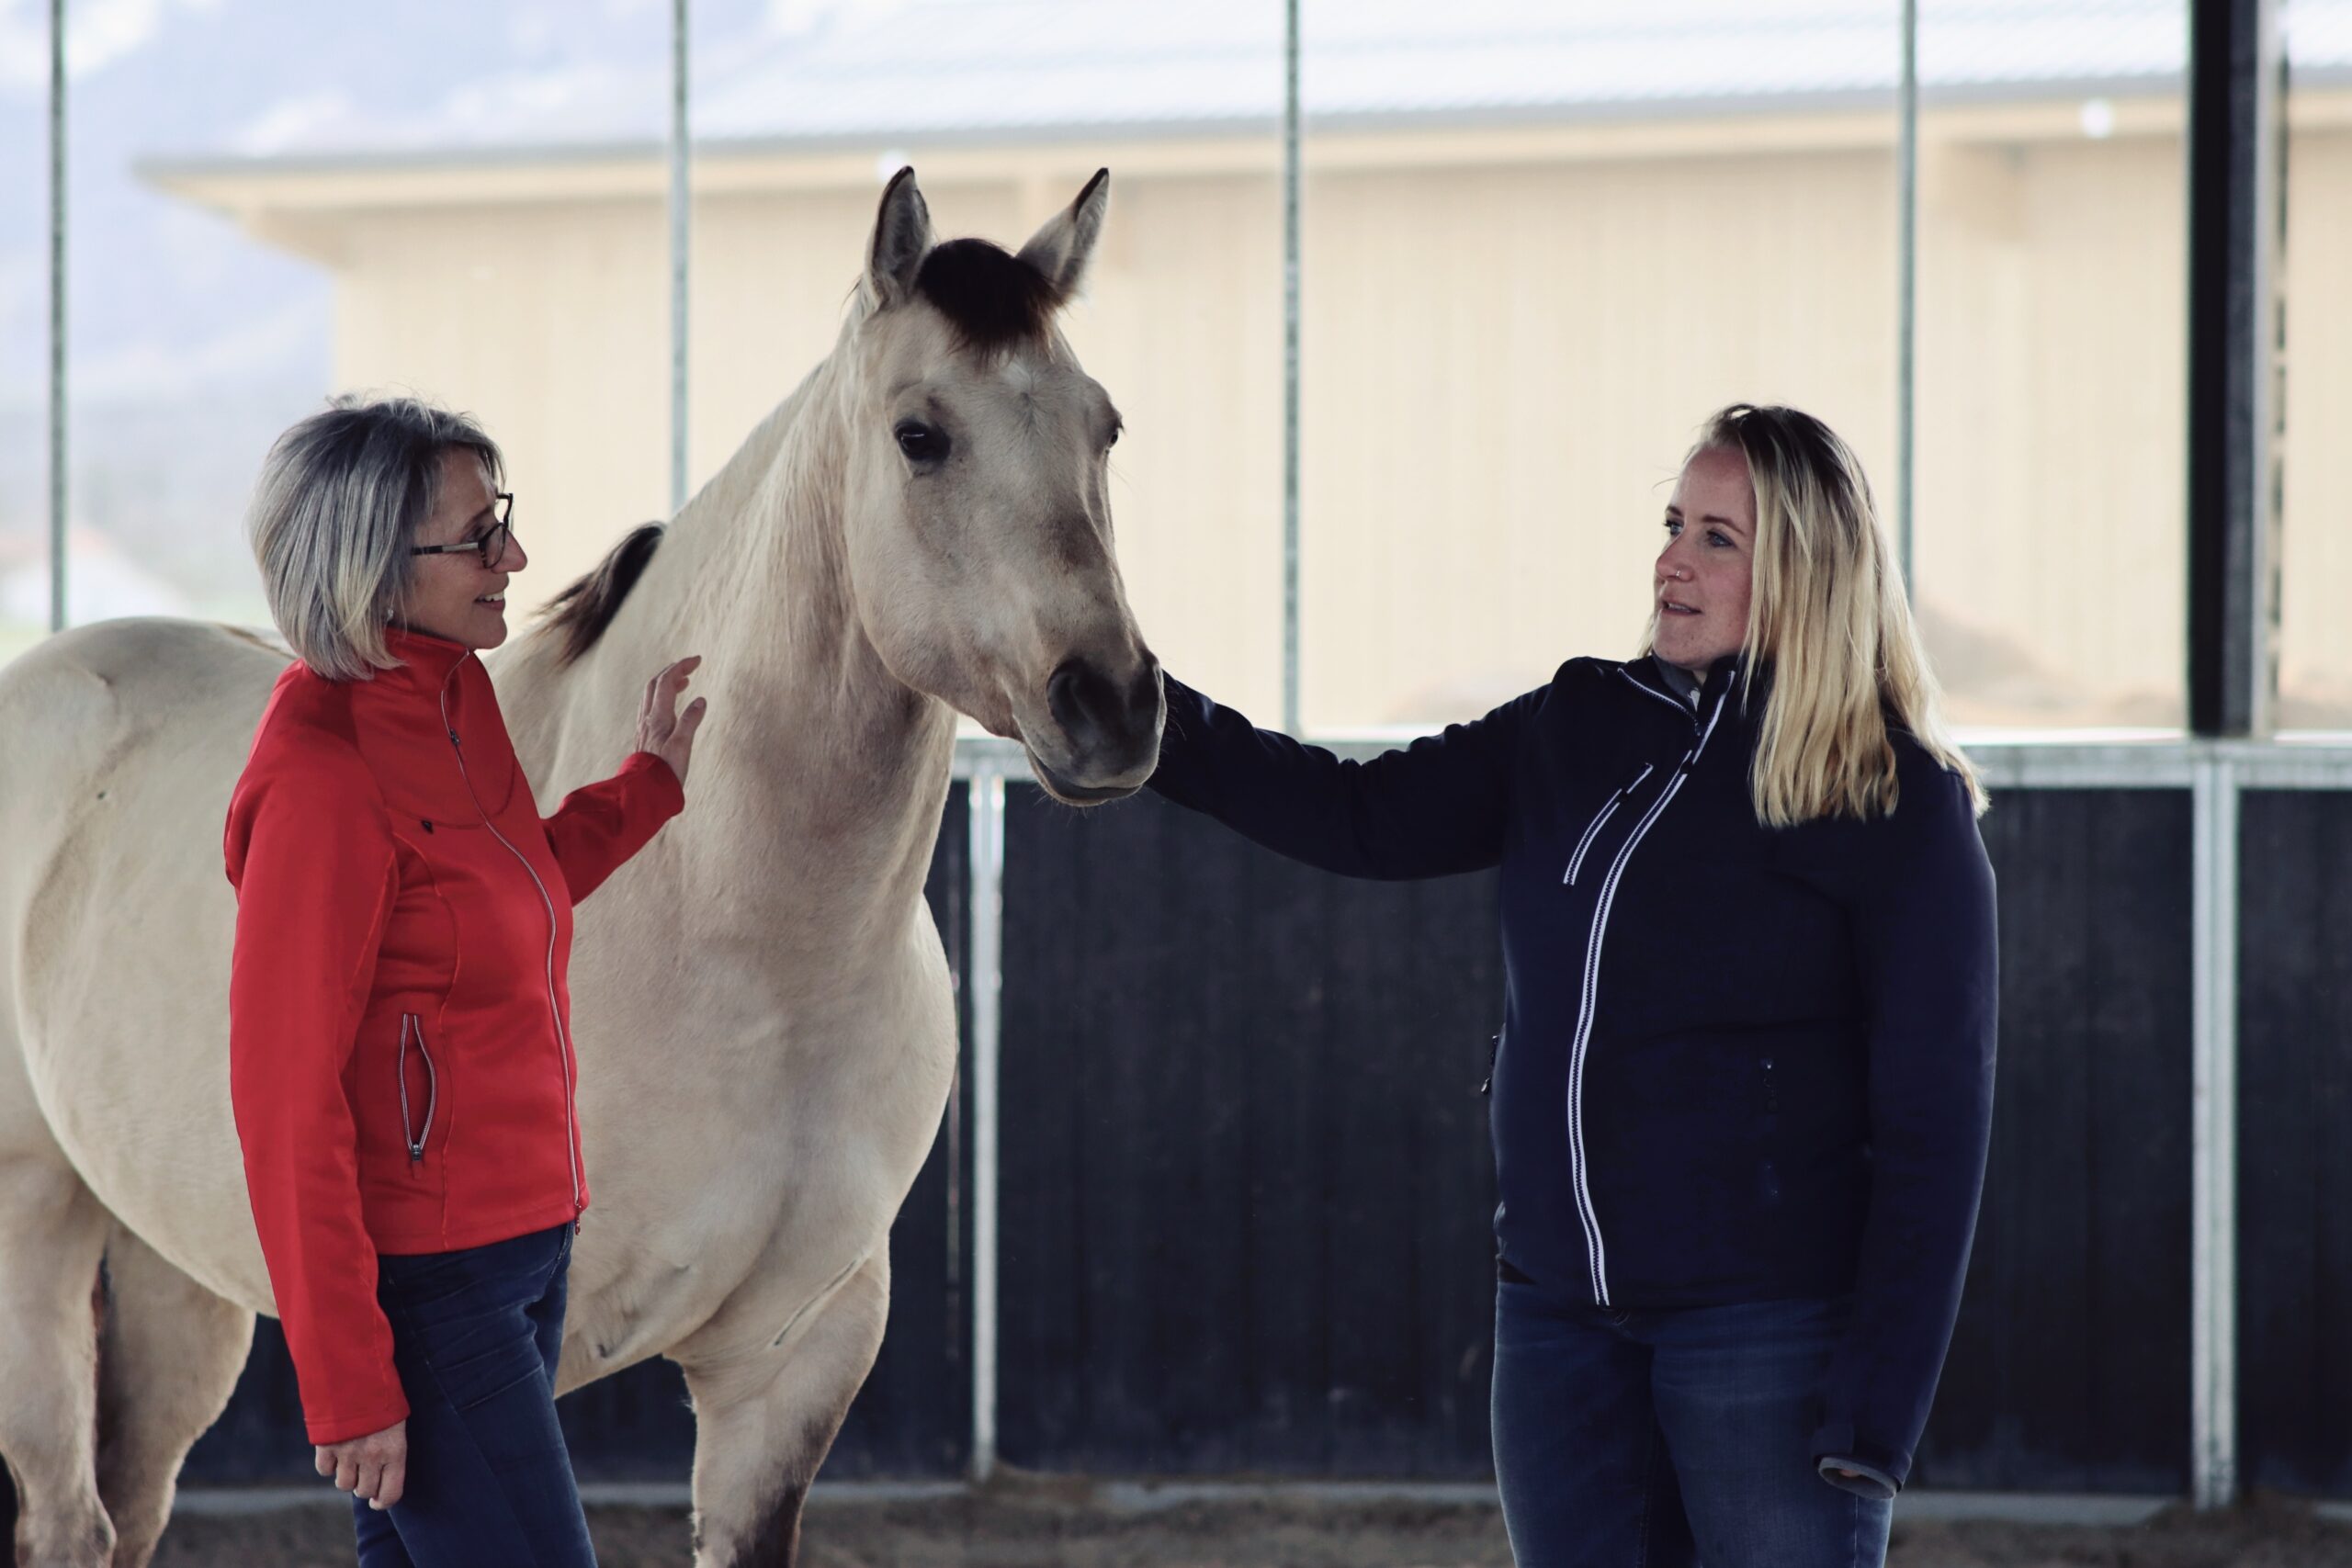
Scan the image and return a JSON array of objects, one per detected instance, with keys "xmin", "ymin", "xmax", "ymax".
[
  {"xmin": 2281, "ymin": 116, "xmax": 2352, "ymax": 729},
  {"xmin": 1296, "ymin": 147, "xmax": 1903, "ymax": 729},
  {"xmin": 163, "ymin": 89, "xmax": 2352, "ymax": 733},
  {"xmin": 1914, "ymin": 123, "xmax": 2190, "ymax": 728},
  {"xmin": 332, "ymin": 198, "xmax": 674, "ymax": 620}
]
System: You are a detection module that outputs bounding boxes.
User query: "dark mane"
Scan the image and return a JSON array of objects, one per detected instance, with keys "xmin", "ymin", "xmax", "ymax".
[
  {"xmin": 537, "ymin": 521, "xmax": 664, "ymax": 666},
  {"xmin": 915, "ymin": 238, "xmax": 1061, "ymax": 352}
]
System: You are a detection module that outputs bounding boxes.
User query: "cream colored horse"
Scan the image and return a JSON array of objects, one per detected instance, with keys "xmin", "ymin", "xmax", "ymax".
[{"xmin": 0, "ymin": 168, "xmax": 1158, "ymax": 1568}]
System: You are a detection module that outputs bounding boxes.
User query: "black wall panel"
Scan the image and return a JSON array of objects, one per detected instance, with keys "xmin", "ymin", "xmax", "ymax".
[
  {"xmin": 156, "ymin": 779, "xmax": 2257, "ymax": 1495},
  {"xmin": 995, "ymin": 784, "xmax": 1501, "ymax": 1474},
  {"xmin": 1912, "ymin": 789, "xmax": 2194, "ymax": 1493},
  {"xmin": 994, "ymin": 784, "xmax": 2196, "ymax": 1490},
  {"xmin": 2237, "ymin": 789, "xmax": 2352, "ymax": 1497}
]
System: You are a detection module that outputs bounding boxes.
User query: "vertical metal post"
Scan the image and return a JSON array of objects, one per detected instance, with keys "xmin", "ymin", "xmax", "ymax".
[
  {"xmin": 2186, "ymin": 0, "xmax": 2283, "ymax": 738},
  {"xmin": 1280, "ymin": 0, "xmax": 1302, "ymax": 735},
  {"xmin": 2189, "ymin": 755, "xmax": 2240, "ymax": 1509},
  {"xmin": 966, "ymin": 772, "xmax": 1005, "ymax": 1482},
  {"xmin": 1894, "ymin": 0, "xmax": 1918, "ymax": 596},
  {"xmin": 667, "ymin": 0, "xmax": 691, "ymax": 514},
  {"xmin": 2183, "ymin": 0, "xmax": 2277, "ymax": 1500},
  {"xmin": 48, "ymin": 0, "xmax": 67, "ymax": 633}
]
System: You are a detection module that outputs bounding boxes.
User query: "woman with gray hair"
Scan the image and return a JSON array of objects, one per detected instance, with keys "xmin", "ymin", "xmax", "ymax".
[{"xmin": 224, "ymin": 395, "xmax": 707, "ymax": 1565}]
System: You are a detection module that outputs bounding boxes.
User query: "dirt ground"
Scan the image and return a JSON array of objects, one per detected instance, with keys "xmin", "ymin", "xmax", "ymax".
[{"xmin": 147, "ymin": 1486, "xmax": 2352, "ymax": 1567}]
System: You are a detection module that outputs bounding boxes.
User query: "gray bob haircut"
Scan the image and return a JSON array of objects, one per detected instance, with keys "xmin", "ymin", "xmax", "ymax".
[{"xmin": 246, "ymin": 395, "xmax": 503, "ymax": 681}]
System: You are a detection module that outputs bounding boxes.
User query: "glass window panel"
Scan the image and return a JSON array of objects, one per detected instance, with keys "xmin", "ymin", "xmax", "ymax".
[
  {"xmin": 1298, "ymin": 1, "xmax": 1905, "ymax": 731},
  {"xmin": 689, "ymin": 2, "xmax": 1288, "ymax": 720},
  {"xmin": 2280, "ymin": 0, "xmax": 2352, "ymax": 731},
  {"xmin": 2, "ymin": 13, "xmax": 52, "ymax": 663},
  {"xmin": 1912, "ymin": 0, "xmax": 2188, "ymax": 733},
  {"xmin": 70, "ymin": 0, "xmax": 720, "ymax": 643}
]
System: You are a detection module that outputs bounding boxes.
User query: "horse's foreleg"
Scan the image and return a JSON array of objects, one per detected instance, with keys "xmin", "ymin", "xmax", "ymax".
[
  {"xmin": 92, "ymin": 1224, "xmax": 254, "ymax": 1568},
  {"xmin": 0, "ymin": 1156, "xmax": 116, "ymax": 1567},
  {"xmin": 678, "ymin": 1248, "xmax": 891, "ymax": 1568}
]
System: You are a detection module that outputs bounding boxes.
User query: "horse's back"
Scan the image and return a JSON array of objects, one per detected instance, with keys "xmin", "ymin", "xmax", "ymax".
[
  {"xmin": 0, "ymin": 615, "xmax": 284, "ymax": 800},
  {"xmin": 0, "ymin": 616, "xmax": 283, "ymax": 933},
  {"xmin": 0, "ymin": 617, "xmax": 288, "ymax": 1306}
]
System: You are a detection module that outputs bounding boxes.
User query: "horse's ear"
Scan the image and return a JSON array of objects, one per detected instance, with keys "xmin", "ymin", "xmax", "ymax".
[
  {"xmin": 865, "ymin": 165, "xmax": 934, "ymax": 310},
  {"xmin": 1015, "ymin": 168, "xmax": 1110, "ymax": 301}
]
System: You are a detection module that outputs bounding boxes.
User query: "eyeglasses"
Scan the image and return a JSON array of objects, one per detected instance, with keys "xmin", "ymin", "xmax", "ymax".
[{"xmin": 410, "ymin": 492, "xmax": 515, "ymax": 570}]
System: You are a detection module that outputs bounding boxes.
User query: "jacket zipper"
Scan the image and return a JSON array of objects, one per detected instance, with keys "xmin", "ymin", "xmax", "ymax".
[
  {"xmin": 1619, "ymin": 665, "xmax": 1700, "ymax": 719},
  {"xmin": 397, "ymin": 1012, "xmax": 438, "ymax": 1163},
  {"xmin": 1563, "ymin": 763, "xmax": 1655, "ymax": 886},
  {"xmin": 439, "ymin": 676, "xmax": 585, "ymax": 1214},
  {"xmin": 1565, "ymin": 674, "xmax": 1732, "ymax": 1306}
]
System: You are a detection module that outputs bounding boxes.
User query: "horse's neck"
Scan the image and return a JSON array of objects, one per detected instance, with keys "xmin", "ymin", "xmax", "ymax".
[{"xmin": 522, "ymin": 346, "xmax": 956, "ymax": 935}]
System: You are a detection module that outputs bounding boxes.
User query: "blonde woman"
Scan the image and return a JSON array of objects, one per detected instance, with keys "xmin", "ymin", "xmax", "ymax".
[{"xmin": 1146, "ymin": 403, "xmax": 1996, "ymax": 1568}]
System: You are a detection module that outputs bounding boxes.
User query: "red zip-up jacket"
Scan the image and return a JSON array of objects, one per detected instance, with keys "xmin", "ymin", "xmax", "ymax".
[{"xmin": 223, "ymin": 624, "xmax": 684, "ymax": 1445}]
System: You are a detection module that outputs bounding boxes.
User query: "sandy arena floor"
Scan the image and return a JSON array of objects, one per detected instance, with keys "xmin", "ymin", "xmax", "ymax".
[{"xmin": 145, "ymin": 1485, "xmax": 2352, "ymax": 1568}]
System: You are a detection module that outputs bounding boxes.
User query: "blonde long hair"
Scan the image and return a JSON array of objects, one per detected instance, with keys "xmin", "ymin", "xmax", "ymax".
[{"xmin": 1652, "ymin": 403, "xmax": 1986, "ymax": 828}]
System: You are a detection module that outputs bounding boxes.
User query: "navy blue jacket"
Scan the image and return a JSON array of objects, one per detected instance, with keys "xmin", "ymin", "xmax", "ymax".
[{"xmin": 1146, "ymin": 653, "xmax": 1997, "ymax": 1492}]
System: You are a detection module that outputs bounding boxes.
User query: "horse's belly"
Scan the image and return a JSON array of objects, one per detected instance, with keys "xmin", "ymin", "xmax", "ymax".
[
  {"xmin": 559, "ymin": 943, "xmax": 963, "ymax": 1381},
  {"xmin": 5, "ymin": 630, "xmax": 281, "ymax": 1313},
  {"xmin": 31, "ymin": 989, "xmax": 275, "ymax": 1312}
]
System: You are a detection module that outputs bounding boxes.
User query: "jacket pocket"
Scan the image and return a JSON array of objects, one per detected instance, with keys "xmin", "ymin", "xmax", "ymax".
[
  {"xmin": 1563, "ymin": 763, "xmax": 1656, "ymax": 886},
  {"xmin": 397, "ymin": 1013, "xmax": 439, "ymax": 1164}
]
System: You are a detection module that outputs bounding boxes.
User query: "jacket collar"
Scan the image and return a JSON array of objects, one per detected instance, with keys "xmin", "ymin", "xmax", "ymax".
[
  {"xmin": 375, "ymin": 624, "xmax": 476, "ymax": 696},
  {"xmin": 345, "ymin": 624, "xmax": 519, "ymax": 819},
  {"xmin": 1648, "ymin": 654, "xmax": 1702, "ymax": 706},
  {"xmin": 1698, "ymin": 652, "xmax": 1749, "ymax": 706},
  {"xmin": 1629, "ymin": 652, "xmax": 1770, "ymax": 730},
  {"xmin": 1644, "ymin": 651, "xmax": 1748, "ymax": 701}
]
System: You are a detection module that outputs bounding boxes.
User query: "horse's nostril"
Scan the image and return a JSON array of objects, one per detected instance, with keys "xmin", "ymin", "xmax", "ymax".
[
  {"xmin": 1046, "ymin": 659, "xmax": 1115, "ymax": 741},
  {"xmin": 1049, "ymin": 656, "xmax": 1161, "ymax": 757},
  {"xmin": 1126, "ymin": 661, "xmax": 1162, "ymax": 726}
]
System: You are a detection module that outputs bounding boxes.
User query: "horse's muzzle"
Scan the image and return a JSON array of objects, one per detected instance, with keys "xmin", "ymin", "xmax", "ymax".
[{"xmin": 1023, "ymin": 655, "xmax": 1162, "ymax": 803}]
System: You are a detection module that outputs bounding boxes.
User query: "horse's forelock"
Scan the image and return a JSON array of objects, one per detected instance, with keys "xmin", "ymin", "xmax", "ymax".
[{"xmin": 912, "ymin": 238, "xmax": 1061, "ymax": 355}]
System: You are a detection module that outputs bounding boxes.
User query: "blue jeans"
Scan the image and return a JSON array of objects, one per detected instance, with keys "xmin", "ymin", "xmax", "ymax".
[
  {"xmin": 1491, "ymin": 1272, "xmax": 1893, "ymax": 1568},
  {"xmin": 352, "ymin": 1223, "xmax": 596, "ymax": 1568}
]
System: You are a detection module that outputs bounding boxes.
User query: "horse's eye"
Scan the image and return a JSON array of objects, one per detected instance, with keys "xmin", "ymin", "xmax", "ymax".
[
  {"xmin": 1105, "ymin": 423, "xmax": 1122, "ymax": 449},
  {"xmin": 894, "ymin": 421, "xmax": 946, "ymax": 463}
]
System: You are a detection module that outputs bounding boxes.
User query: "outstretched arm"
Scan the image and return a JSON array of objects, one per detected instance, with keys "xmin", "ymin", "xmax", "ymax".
[{"xmin": 1146, "ymin": 671, "xmax": 1553, "ymax": 880}]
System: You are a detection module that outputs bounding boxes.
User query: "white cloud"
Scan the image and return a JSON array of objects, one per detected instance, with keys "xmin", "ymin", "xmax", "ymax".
[
  {"xmin": 0, "ymin": 0, "xmax": 223, "ymax": 93},
  {"xmin": 0, "ymin": 1, "xmax": 50, "ymax": 91},
  {"xmin": 763, "ymin": 0, "xmax": 915, "ymax": 41},
  {"xmin": 424, "ymin": 59, "xmax": 658, "ymax": 142},
  {"xmin": 228, "ymin": 87, "xmax": 355, "ymax": 155},
  {"xmin": 508, "ymin": 7, "xmax": 560, "ymax": 56}
]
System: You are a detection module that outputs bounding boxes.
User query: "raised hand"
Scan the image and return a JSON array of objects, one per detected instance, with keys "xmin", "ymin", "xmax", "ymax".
[{"xmin": 637, "ymin": 656, "xmax": 708, "ymax": 785}]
